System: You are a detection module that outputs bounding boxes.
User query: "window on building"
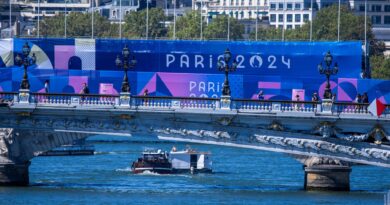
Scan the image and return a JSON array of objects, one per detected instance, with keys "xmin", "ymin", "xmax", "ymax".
[
  {"xmin": 295, "ymin": 14, "xmax": 301, "ymax": 22},
  {"xmin": 278, "ymin": 25, "xmax": 283, "ymax": 29},
  {"xmin": 287, "ymin": 3, "xmax": 292, "ymax": 10},
  {"xmin": 279, "ymin": 3, "xmax": 283, "ymax": 10},
  {"xmin": 304, "ymin": 2, "xmax": 310, "ymax": 9},
  {"xmin": 385, "ymin": 16, "xmax": 390, "ymax": 24},
  {"xmin": 248, "ymin": 0, "xmax": 252, "ymax": 5},
  {"xmin": 287, "ymin": 25, "xmax": 292, "ymax": 29},
  {"xmin": 385, "ymin": 5, "xmax": 390, "ymax": 12},
  {"xmin": 278, "ymin": 14, "xmax": 283, "ymax": 22},
  {"xmin": 295, "ymin": 25, "xmax": 300, "ymax": 29},
  {"xmin": 372, "ymin": 15, "xmax": 381, "ymax": 24},
  {"xmin": 287, "ymin": 14, "xmax": 292, "ymax": 22},
  {"xmin": 270, "ymin": 14, "xmax": 276, "ymax": 22},
  {"xmin": 303, "ymin": 14, "xmax": 309, "ymax": 21},
  {"xmin": 371, "ymin": 5, "xmax": 381, "ymax": 12},
  {"xmin": 270, "ymin": 3, "xmax": 276, "ymax": 10},
  {"xmin": 359, "ymin": 5, "xmax": 365, "ymax": 12},
  {"xmin": 295, "ymin": 3, "xmax": 301, "ymax": 10}
]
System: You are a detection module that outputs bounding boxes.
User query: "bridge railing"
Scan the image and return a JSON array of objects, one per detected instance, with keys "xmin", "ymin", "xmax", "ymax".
[
  {"xmin": 233, "ymin": 99, "xmax": 320, "ymax": 113},
  {"xmin": 132, "ymin": 96, "xmax": 218, "ymax": 110},
  {"xmin": 31, "ymin": 93, "xmax": 119, "ymax": 106},
  {"xmin": 0, "ymin": 92, "xmax": 18, "ymax": 103},
  {"xmin": 1, "ymin": 91, "xmax": 390, "ymax": 116},
  {"xmin": 333, "ymin": 102, "xmax": 370, "ymax": 114}
]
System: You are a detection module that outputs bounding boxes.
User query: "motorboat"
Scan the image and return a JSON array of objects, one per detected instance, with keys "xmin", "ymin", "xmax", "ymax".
[{"xmin": 131, "ymin": 147, "xmax": 212, "ymax": 174}]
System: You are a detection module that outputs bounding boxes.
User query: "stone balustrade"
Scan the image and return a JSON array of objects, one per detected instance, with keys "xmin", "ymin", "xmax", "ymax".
[{"xmin": 0, "ymin": 91, "xmax": 389, "ymax": 117}]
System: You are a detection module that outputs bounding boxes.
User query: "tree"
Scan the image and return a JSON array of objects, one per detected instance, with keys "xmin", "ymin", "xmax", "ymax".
[
  {"xmin": 204, "ymin": 15, "xmax": 244, "ymax": 40},
  {"xmin": 39, "ymin": 12, "xmax": 114, "ymax": 38},
  {"xmin": 371, "ymin": 56, "xmax": 390, "ymax": 79},
  {"xmin": 123, "ymin": 8, "xmax": 167, "ymax": 39},
  {"xmin": 168, "ymin": 11, "xmax": 206, "ymax": 40}
]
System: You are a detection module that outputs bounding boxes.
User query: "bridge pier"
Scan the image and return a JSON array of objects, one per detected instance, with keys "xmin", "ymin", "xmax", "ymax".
[
  {"xmin": 301, "ymin": 157, "xmax": 351, "ymax": 191},
  {"xmin": 0, "ymin": 162, "xmax": 30, "ymax": 186}
]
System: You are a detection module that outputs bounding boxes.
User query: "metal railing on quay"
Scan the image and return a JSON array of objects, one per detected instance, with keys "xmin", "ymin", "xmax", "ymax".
[{"xmin": 233, "ymin": 99, "xmax": 320, "ymax": 112}]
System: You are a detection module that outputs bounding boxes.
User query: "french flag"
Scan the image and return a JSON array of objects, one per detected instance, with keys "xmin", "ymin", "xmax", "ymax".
[{"xmin": 368, "ymin": 99, "xmax": 387, "ymax": 117}]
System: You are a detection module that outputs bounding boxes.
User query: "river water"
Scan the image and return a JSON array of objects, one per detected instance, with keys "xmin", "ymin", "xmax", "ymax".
[{"xmin": 0, "ymin": 136, "xmax": 389, "ymax": 205}]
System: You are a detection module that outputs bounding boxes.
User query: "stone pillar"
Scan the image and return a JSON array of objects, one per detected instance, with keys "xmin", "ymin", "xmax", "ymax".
[
  {"xmin": 18, "ymin": 89, "xmax": 30, "ymax": 104},
  {"xmin": 304, "ymin": 164, "xmax": 351, "ymax": 191},
  {"xmin": 0, "ymin": 162, "xmax": 30, "ymax": 186},
  {"xmin": 220, "ymin": 95, "xmax": 231, "ymax": 110},
  {"xmin": 119, "ymin": 92, "xmax": 131, "ymax": 107},
  {"xmin": 321, "ymin": 99, "xmax": 333, "ymax": 114}
]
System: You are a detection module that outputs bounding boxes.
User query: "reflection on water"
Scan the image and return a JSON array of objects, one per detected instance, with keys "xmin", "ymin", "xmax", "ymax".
[{"xmin": 0, "ymin": 135, "xmax": 389, "ymax": 205}]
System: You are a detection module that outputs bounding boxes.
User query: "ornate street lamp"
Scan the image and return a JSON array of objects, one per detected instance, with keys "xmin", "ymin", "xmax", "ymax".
[
  {"xmin": 116, "ymin": 45, "xmax": 137, "ymax": 93},
  {"xmin": 318, "ymin": 51, "xmax": 338, "ymax": 99},
  {"xmin": 217, "ymin": 48, "xmax": 237, "ymax": 96},
  {"xmin": 15, "ymin": 42, "xmax": 36, "ymax": 90}
]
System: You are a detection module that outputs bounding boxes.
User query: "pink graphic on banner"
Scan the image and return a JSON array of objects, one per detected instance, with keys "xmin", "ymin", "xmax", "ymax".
[
  {"xmin": 157, "ymin": 73, "xmax": 194, "ymax": 96},
  {"xmin": 319, "ymin": 81, "xmax": 337, "ymax": 100},
  {"xmin": 337, "ymin": 78, "xmax": 357, "ymax": 101},
  {"xmin": 292, "ymin": 89, "xmax": 305, "ymax": 101},
  {"xmin": 258, "ymin": 82, "xmax": 281, "ymax": 89},
  {"xmin": 69, "ymin": 76, "xmax": 88, "ymax": 93},
  {"xmin": 54, "ymin": 45, "xmax": 75, "ymax": 70},
  {"xmin": 99, "ymin": 83, "xmax": 117, "ymax": 95},
  {"xmin": 138, "ymin": 74, "xmax": 156, "ymax": 95}
]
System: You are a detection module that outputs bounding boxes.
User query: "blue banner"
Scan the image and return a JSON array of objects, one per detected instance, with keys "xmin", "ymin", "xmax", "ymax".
[{"xmin": 4, "ymin": 38, "xmax": 362, "ymax": 78}]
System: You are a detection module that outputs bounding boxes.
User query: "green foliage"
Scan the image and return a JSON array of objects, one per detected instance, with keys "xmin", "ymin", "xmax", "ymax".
[
  {"xmin": 168, "ymin": 11, "xmax": 206, "ymax": 39},
  {"xmin": 204, "ymin": 15, "xmax": 244, "ymax": 40},
  {"xmin": 250, "ymin": 5, "xmax": 380, "ymax": 45},
  {"xmin": 123, "ymin": 8, "xmax": 167, "ymax": 39},
  {"xmin": 39, "ymin": 12, "xmax": 114, "ymax": 38},
  {"xmin": 371, "ymin": 56, "xmax": 390, "ymax": 80}
]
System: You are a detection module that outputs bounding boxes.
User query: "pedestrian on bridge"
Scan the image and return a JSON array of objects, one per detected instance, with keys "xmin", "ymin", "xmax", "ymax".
[
  {"xmin": 80, "ymin": 83, "xmax": 90, "ymax": 95},
  {"xmin": 80, "ymin": 83, "xmax": 90, "ymax": 102},
  {"xmin": 311, "ymin": 92, "xmax": 319, "ymax": 109},
  {"xmin": 44, "ymin": 80, "xmax": 50, "ymax": 93}
]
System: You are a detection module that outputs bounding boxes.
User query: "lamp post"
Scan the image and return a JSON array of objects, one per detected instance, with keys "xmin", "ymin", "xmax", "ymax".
[
  {"xmin": 116, "ymin": 45, "xmax": 137, "ymax": 93},
  {"xmin": 217, "ymin": 48, "xmax": 237, "ymax": 96},
  {"xmin": 15, "ymin": 42, "xmax": 36, "ymax": 90},
  {"xmin": 318, "ymin": 51, "xmax": 338, "ymax": 99}
]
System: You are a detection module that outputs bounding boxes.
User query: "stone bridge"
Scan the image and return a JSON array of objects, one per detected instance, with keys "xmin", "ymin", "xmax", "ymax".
[{"xmin": 0, "ymin": 90, "xmax": 390, "ymax": 190}]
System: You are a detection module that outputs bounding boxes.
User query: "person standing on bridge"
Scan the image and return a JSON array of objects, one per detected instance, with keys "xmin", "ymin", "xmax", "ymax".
[
  {"xmin": 80, "ymin": 83, "xmax": 90, "ymax": 102},
  {"xmin": 311, "ymin": 92, "xmax": 319, "ymax": 109},
  {"xmin": 142, "ymin": 89, "xmax": 149, "ymax": 105},
  {"xmin": 80, "ymin": 83, "xmax": 90, "ymax": 95},
  {"xmin": 44, "ymin": 80, "xmax": 50, "ymax": 93},
  {"xmin": 257, "ymin": 90, "xmax": 264, "ymax": 100}
]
